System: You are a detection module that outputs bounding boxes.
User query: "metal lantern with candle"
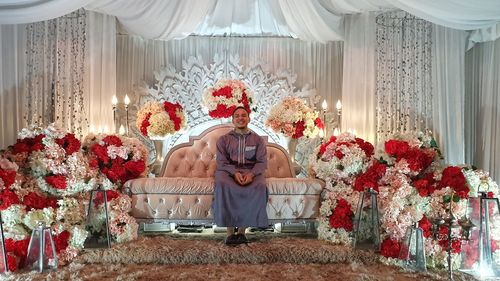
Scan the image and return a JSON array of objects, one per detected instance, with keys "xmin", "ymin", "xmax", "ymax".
[
  {"xmin": 353, "ymin": 187, "xmax": 381, "ymax": 251},
  {"xmin": 321, "ymin": 99, "xmax": 328, "ymax": 137},
  {"xmin": 336, "ymin": 100, "xmax": 342, "ymax": 131},
  {"xmin": 459, "ymin": 191, "xmax": 500, "ymax": 278},
  {"xmin": 124, "ymin": 95, "xmax": 130, "ymax": 136},
  {"xmin": 111, "ymin": 95, "xmax": 118, "ymax": 133},
  {"xmin": 0, "ymin": 214, "xmax": 8, "ymax": 274}
]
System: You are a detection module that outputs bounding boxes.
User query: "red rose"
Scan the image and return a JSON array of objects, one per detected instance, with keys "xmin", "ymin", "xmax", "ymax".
[
  {"xmin": 5, "ymin": 238, "xmax": 30, "ymax": 266},
  {"xmin": 0, "ymin": 189, "xmax": 20, "ymax": 210},
  {"xmin": 314, "ymin": 118, "xmax": 324, "ymax": 130},
  {"xmin": 385, "ymin": 140, "xmax": 409, "ymax": 157},
  {"xmin": 412, "ymin": 173, "xmax": 437, "ymax": 197},
  {"xmin": 329, "ymin": 199, "xmax": 354, "ymax": 231},
  {"xmin": 355, "ymin": 138, "xmax": 374, "ymax": 157},
  {"xmin": 23, "ymin": 192, "xmax": 58, "ymax": 210},
  {"xmin": 102, "ymin": 135, "xmax": 123, "ymax": 147},
  {"xmin": 93, "ymin": 190, "xmax": 120, "ymax": 206},
  {"xmin": 91, "ymin": 144, "xmax": 109, "ymax": 164},
  {"xmin": 124, "ymin": 160, "xmax": 146, "ymax": 180},
  {"xmin": 380, "ymin": 238, "xmax": 400, "ymax": 258},
  {"xmin": 55, "ymin": 134, "xmax": 81, "ymax": 155},
  {"xmin": 213, "ymin": 86, "xmax": 233, "ymax": 98},
  {"xmin": 439, "ymin": 166, "xmax": 468, "ymax": 198},
  {"xmin": 0, "ymin": 169, "xmax": 16, "ymax": 189},
  {"xmin": 164, "ymin": 101, "xmax": 183, "ymax": 131},
  {"xmin": 418, "ymin": 215, "xmax": 432, "ymax": 238},
  {"xmin": 52, "ymin": 230, "xmax": 70, "ymax": 254},
  {"xmin": 45, "ymin": 175, "xmax": 67, "ymax": 189},
  {"xmin": 292, "ymin": 121, "xmax": 305, "ymax": 139},
  {"xmin": 140, "ymin": 112, "xmax": 152, "ymax": 136}
]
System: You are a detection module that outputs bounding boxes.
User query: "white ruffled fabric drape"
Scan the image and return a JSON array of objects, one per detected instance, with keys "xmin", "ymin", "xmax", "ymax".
[
  {"xmin": 0, "ymin": 0, "xmax": 93, "ymax": 24},
  {"xmin": 85, "ymin": 0, "xmax": 216, "ymax": 40},
  {"xmin": 2, "ymin": 0, "xmax": 500, "ymax": 44}
]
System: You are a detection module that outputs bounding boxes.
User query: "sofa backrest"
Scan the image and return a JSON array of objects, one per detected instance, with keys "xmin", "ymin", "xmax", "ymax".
[{"xmin": 161, "ymin": 124, "xmax": 294, "ymax": 178}]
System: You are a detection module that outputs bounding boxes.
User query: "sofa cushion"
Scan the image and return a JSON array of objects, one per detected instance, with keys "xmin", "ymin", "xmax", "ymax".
[
  {"xmin": 266, "ymin": 178, "xmax": 324, "ymax": 195},
  {"xmin": 126, "ymin": 177, "xmax": 214, "ymax": 194},
  {"xmin": 126, "ymin": 177, "xmax": 324, "ymax": 196}
]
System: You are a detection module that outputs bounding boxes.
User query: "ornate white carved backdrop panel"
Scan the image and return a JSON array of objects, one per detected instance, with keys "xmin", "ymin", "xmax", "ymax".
[
  {"xmin": 124, "ymin": 54, "xmax": 323, "ymax": 176},
  {"xmin": 375, "ymin": 11, "xmax": 433, "ymax": 142},
  {"xmin": 116, "ymin": 36, "xmax": 343, "ymax": 175}
]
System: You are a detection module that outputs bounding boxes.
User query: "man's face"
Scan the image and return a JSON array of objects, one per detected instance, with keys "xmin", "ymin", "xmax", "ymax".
[{"xmin": 232, "ymin": 108, "xmax": 250, "ymax": 129}]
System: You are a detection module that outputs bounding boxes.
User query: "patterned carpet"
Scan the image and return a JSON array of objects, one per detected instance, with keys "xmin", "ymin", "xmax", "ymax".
[{"xmin": 4, "ymin": 232, "xmax": 477, "ymax": 281}]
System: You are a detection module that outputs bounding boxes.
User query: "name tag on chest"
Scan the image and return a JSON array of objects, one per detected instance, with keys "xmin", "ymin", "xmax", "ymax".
[{"xmin": 245, "ymin": 146, "xmax": 256, "ymax": 152}]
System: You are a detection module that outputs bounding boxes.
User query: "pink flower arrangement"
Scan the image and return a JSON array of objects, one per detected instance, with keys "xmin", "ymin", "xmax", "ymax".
[
  {"xmin": 202, "ymin": 79, "xmax": 253, "ymax": 119},
  {"xmin": 136, "ymin": 101, "xmax": 186, "ymax": 138},
  {"xmin": 266, "ymin": 97, "xmax": 324, "ymax": 139}
]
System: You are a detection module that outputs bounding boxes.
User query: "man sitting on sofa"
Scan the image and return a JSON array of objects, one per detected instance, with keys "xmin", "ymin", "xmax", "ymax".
[{"xmin": 213, "ymin": 106, "xmax": 268, "ymax": 245}]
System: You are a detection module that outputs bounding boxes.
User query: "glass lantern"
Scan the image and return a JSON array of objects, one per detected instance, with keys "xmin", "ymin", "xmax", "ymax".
[
  {"xmin": 459, "ymin": 193, "xmax": 500, "ymax": 278},
  {"xmin": 85, "ymin": 185, "xmax": 111, "ymax": 248},
  {"xmin": 0, "ymin": 214, "xmax": 9, "ymax": 274},
  {"xmin": 353, "ymin": 188, "xmax": 381, "ymax": 251},
  {"xmin": 398, "ymin": 223, "xmax": 426, "ymax": 271},
  {"xmin": 25, "ymin": 221, "xmax": 58, "ymax": 272}
]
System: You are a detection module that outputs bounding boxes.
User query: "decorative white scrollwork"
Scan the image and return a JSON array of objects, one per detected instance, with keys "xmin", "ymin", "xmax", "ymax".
[{"xmin": 125, "ymin": 53, "xmax": 321, "ymax": 176}]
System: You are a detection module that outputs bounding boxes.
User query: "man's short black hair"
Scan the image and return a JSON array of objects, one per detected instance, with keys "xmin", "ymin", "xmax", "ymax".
[{"xmin": 232, "ymin": 106, "xmax": 250, "ymax": 117}]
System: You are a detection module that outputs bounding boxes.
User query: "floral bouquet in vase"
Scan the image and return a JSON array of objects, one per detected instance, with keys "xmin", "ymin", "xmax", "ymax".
[
  {"xmin": 202, "ymin": 79, "xmax": 253, "ymax": 119},
  {"xmin": 266, "ymin": 97, "xmax": 324, "ymax": 139},
  {"xmin": 136, "ymin": 101, "xmax": 186, "ymax": 139}
]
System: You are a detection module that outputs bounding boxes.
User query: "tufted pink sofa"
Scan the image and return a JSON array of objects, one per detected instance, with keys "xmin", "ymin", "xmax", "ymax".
[{"xmin": 123, "ymin": 124, "xmax": 325, "ymax": 228}]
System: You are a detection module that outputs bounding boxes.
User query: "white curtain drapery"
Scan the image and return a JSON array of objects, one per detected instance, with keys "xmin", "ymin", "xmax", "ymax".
[
  {"xmin": 341, "ymin": 13, "xmax": 377, "ymax": 144},
  {"xmin": 431, "ymin": 25, "xmax": 468, "ymax": 165},
  {"xmin": 465, "ymin": 39, "xmax": 500, "ymax": 181},
  {"xmin": 0, "ymin": 24, "xmax": 27, "ymax": 148},
  {"xmin": 2, "ymin": 0, "xmax": 500, "ymax": 44}
]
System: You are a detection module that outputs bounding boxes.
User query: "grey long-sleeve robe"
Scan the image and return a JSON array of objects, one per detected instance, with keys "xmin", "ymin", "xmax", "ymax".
[{"xmin": 212, "ymin": 130, "xmax": 268, "ymax": 227}]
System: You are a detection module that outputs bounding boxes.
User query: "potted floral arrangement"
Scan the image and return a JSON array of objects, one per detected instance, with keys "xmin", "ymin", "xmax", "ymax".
[
  {"xmin": 202, "ymin": 79, "xmax": 253, "ymax": 119},
  {"xmin": 136, "ymin": 101, "xmax": 186, "ymax": 139},
  {"xmin": 266, "ymin": 97, "xmax": 324, "ymax": 162}
]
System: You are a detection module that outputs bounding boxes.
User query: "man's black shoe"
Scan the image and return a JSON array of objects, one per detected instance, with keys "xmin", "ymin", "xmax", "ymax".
[
  {"xmin": 225, "ymin": 234, "xmax": 239, "ymax": 245},
  {"xmin": 235, "ymin": 233, "xmax": 249, "ymax": 244}
]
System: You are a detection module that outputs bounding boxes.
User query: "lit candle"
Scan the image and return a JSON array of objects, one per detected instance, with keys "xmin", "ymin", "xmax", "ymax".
[
  {"xmin": 333, "ymin": 128, "xmax": 340, "ymax": 136},
  {"xmin": 319, "ymin": 128, "xmax": 324, "ymax": 139},
  {"xmin": 336, "ymin": 100, "xmax": 342, "ymax": 111},
  {"xmin": 89, "ymin": 124, "xmax": 96, "ymax": 134},
  {"xmin": 124, "ymin": 94, "xmax": 130, "ymax": 106},
  {"xmin": 321, "ymin": 100, "xmax": 328, "ymax": 111},
  {"xmin": 103, "ymin": 125, "xmax": 109, "ymax": 134},
  {"xmin": 112, "ymin": 95, "xmax": 118, "ymax": 106}
]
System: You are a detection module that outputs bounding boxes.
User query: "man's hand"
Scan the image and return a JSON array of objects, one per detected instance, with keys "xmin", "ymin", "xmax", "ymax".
[
  {"xmin": 234, "ymin": 172, "xmax": 245, "ymax": 185},
  {"xmin": 241, "ymin": 172, "xmax": 255, "ymax": 186}
]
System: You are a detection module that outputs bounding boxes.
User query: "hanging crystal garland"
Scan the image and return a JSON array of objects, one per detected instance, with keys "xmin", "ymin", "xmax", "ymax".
[
  {"xmin": 24, "ymin": 9, "xmax": 88, "ymax": 137},
  {"xmin": 375, "ymin": 11, "xmax": 433, "ymax": 142}
]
